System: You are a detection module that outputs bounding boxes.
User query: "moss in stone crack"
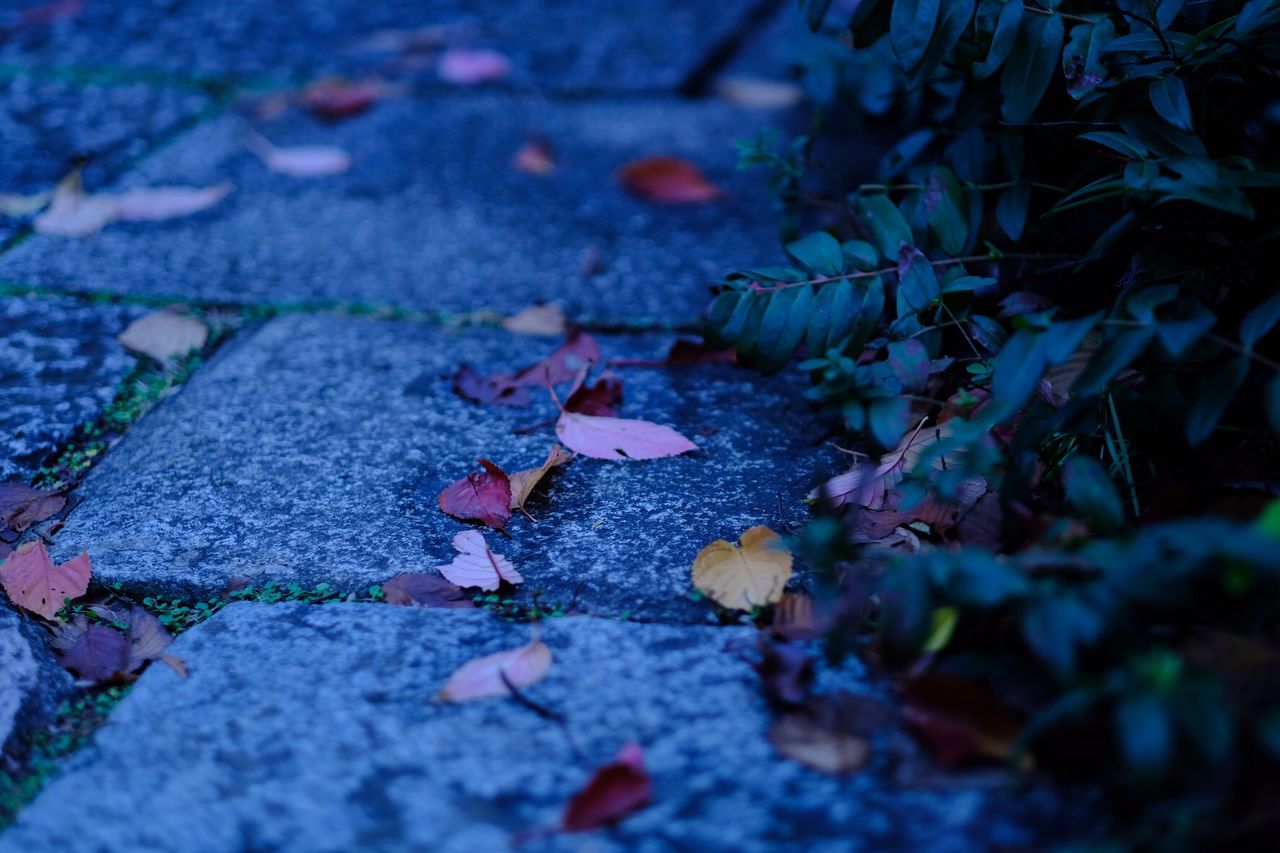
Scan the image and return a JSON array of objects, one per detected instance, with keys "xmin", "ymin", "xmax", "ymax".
[{"xmin": 0, "ymin": 686, "xmax": 129, "ymax": 829}]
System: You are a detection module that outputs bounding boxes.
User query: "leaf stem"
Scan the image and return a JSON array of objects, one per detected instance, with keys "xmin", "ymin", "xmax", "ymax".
[{"xmin": 759, "ymin": 253, "xmax": 1078, "ymax": 292}]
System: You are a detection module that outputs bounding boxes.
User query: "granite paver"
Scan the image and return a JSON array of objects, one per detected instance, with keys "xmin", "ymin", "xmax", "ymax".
[
  {"xmin": 0, "ymin": 98, "xmax": 781, "ymax": 323},
  {"xmin": 2, "ymin": 603, "xmax": 1078, "ymax": 852},
  {"xmin": 48, "ymin": 313, "xmax": 834, "ymax": 621}
]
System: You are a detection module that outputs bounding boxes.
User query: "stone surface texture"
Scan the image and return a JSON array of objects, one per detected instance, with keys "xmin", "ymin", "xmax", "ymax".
[
  {"xmin": 1, "ymin": 0, "xmax": 762, "ymax": 90},
  {"xmin": 0, "ymin": 100, "xmax": 782, "ymax": 323},
  {"xmin": 49, "ymin": 313, "xmax": 834, "ymax": 621},
  {"xmin": 0, "ymin": 297, "xmax": 143, "ymax": 480},
  {"xmin": 2, "ymin": 603, "xmax": 1073, "ymax": 852},
  {"xmin": 0, "ymin": 603, "xmax": 70, "ymax": 753}
]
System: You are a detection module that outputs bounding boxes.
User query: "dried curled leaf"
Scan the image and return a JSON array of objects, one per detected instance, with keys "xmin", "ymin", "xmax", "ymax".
[
  {"xmin": 562, "ymin": 742, "xmax": 652, "ymax": 832},
  {"xmin": 692, "ymin": 526, "xmax": 792, "ymax": 611},
  {"xmin": 437, "ymin": 639, "xmax": 551, "ymax": 702},
  {"xmin": 0, "ymin": 483, "xmax": 66, "ymax": 533},
  {"xmin": 435, "ymin": 530, "xmax": 523, "ymax": 590},
  {"xmin": 118, "ymin": 310, "xmax": 209, "ymax": 365},
  {"xmin": 381, "ymin": 573, "xmax": 474, "ymax": 608},
  {"xmin": 502, "ymin": 303, "xmax": 566, "ymax": 336},
  {"xmin": 509, "ymin": 445, "xmax": 574, "ymax": 512},
  {"xmin": 769, "ymin": 693, "xmax": 889, "ymax": 775},
  {"xmin": 0, "ymin": 540, "xmax": 91, "ymax": 620}
]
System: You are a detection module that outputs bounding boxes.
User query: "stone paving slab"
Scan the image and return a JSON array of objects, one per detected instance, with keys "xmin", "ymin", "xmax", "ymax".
[
  {"xmin": 0, "ymin": 98, "xmax": 780, "ymax": 323},
  {"xmin": 1, "ymin": 0, "xmax": 762, "ymax": 91},
  {"xmin": 0, "ymin": 602, "xmax": 70, "ymax": 753},
  {"xmin": 2, "ymin": 602, "xmax": 1072, "ymax": 851},
  {"xmin": 0, "ymin": 75, "xmax": 214, "ymax": 241},
  {"xmin": 0, "ymin": 297, "xmax": 143, "ymax": 480},
  {"xmin": 48, "ymin": 313, "xmax": 832, "ymax": 621}
]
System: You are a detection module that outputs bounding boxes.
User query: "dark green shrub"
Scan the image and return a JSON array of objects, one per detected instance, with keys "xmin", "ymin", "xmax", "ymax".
[{"xmin": 714, "ymin": 1, "xmax": 1280, "ymax": 846}]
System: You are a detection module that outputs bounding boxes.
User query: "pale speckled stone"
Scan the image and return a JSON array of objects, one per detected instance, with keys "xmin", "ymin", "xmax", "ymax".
[
  {"xmin": 2, "ymin": 603, "xmax": 1077, "ymax": 852},
  {"xmin": 49, "ymin": 313, "xmax": 835, "ymax": 621},
  {"xmin": 0, "ymin": 602, "xmax": 70, "ymax": 753}
]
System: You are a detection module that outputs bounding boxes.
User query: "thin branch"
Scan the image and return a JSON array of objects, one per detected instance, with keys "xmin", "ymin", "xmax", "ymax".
[
  {"xmin": 759, "ymin": 253, "xmax": 1079, "ymax": 292},
  {"xmin": 1025, "ymin": 3, "xmax": 1093, "ymax": 25}
]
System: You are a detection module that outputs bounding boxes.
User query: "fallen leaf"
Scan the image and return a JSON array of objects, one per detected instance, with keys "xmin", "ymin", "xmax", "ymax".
[
  {"xmin": 382, "ymin": 572, "xmax": 474, "ymax": 608},
  {"xmin": 34, "ymin": 170, "xmax": 118, "ymax": 237},
  {"xmin": 771, "ymin": 592, "xmax": 824, "ymax": 640},
  {"xmin": 301, "ymin": 78, "xmax": 384, "ymax": 121},
  {"xmin": 114, "ymin": 183, "xmax": 232, "ymax": 222},
  {"xmin": 810, "ymin": 419, "xmax": 957, "ymax": 511},
  {"xmin": 452, "ymin": 364, "xmax": 532, "ymax": 407},
  {"xmin": 118, "ymin": 310, "xmax": 209, "ymax": 365},
  {"xmin": 902, "ymin": 673, "xmax": 1026, "ymax": 765},
  {"xmin": 609, "ymin": 339, "xmax": 738, "ymax": 369},
  {"xmin": 769, "ymin": 693, "xmax": 889, "ymax": 775},
  {"xmin": 435, "ymin": 529, "xmax": 523, "ymax": 590},
  {"xmin": 509, "ymin": 444, "xmax": 574, "ymax": 512},
  {"xmin": 439, "ymin": 459, "xmax": 512, "ymax": 530},
  {"xmin": 57, "ymin": 623, "xmax": 129, "ymax": 682},
  {"xmin": 617, "ymin": 156, "xmax": 721, "ymax": 204},
  {"xmin": 437, "ymin": 638, "xmax": 551, "ymax": 701},
  {"xmin": 502, "ymin": 303, "xmax": 566, "ymax": 336},
  {"xmin": 564, "ymin": 373, "xmax": 622, "ymax": 417},
  {"xmin": 513, "ymin": 138, "xmax": 556, "ymax": 175},
  {"xmin": 753, "ymin": 638, "xmax": 814, "ymax": 706},
  {"xmin": 0, "ymin": 190, "xmax": 52, "ymax": 217},
  {"xmin": 556, "ymin": 411, "xmax": 697, "ymax": 460},
  {"xmin": 125, "ymin": 605, "xmax": 173, "ymax": 671},
  {"xmin": 0, "ymin": 540, "xmax": 91, "ymax": 620},
  {"xmin": 438, "ymin": 48, "xmax": 512, "ymax": 84},
  {"xmin": 716, "ymin": 77, "xmax": 805, "ymax": 109},
  {"xmin": 691, "ymin": 526, "xmax": 792, "ymax": 611},
  {"xmin": 160, "ymin": 654, "xmax": 189, "ymax": 678},
  {"xmin": 562, "ymin": 742, "xmax": 653, "ymax": 832},
  {"xmin": 512, "ymin": 331, "xmax": 601, "ymax": 387},
  {"xmin": 0, "ymin": 484, "xmax": 66, "ymax": 533},
  {"xmin": 249, "ymin": 133, "xmax": 352, "ymax": 177}
]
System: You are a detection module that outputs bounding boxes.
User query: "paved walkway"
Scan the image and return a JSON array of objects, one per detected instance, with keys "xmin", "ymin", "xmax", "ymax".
[{"xmin": 0, "ymin": 2, "xmax": 1074, "ymax": 849}]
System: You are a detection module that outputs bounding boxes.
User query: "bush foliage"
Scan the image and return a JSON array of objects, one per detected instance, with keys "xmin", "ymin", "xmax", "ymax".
[{"xmin": 712, "ymin": 1, "xmax": 1280, "ymax": 846}]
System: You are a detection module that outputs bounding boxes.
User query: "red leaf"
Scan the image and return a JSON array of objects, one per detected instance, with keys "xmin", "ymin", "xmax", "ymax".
[
  {"xmin": 0, "ymin": 483, "xmax": 66, "ymax": 533},
  {"xmin": 617, "ymin": 157, "xmax": 721, "ymax": 204},
  {"xmin": 452, "ymin": 364, "xmax": 531, "ymax": 407},
  {"xmin": 438, "ymin": 459, "xmax": 512, "ymax": 529},
  {"xmin": 0, "ymin": 541, "xmax": 91, "ymax": 620},
  {"xmin": 301, "ymin": 78, "xmax": 383, "ymax": 121},
  {"xmin": 58, "ymin": 624, "xmax": 129, "ymax": 682},
  {"xmin": 512, "ymin": 331, "xmax": 601, "ymax": 388},
  {"xmin": 565, "ymin": 373, "xmax": 622, "ymax": 417},
  {"xmin": 901, "ymin": 673, "xmax": 1025, "ymax": 765},
  {"xmin": 382, "ymin": 573, "xmax": 474, "ymax": 608},
  {"xmin": 513, "ymin": 139, "xmax": 556, "ymax": 176},
  {"xmin": 562, "ymin": 743, "xmax": 652, "ymax": 832}
]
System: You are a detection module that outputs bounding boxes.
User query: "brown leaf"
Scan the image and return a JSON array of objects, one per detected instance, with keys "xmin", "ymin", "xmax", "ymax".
[
  {"xmin": 617, "ymin": 157, "xmax": 721, "ymax": 204},
  {"xmin": 769, "ymin": 693, "xmax": 887, "ymax": 775},
  {"xmin": 0, "ymin": 483, "xmax": 66, "ymax": 533},
  {"xmin": 901, "ymin": 673, "xmax": 1025, "ymax": 765},
  {"xmin": 437, "ymin": 638, "xmax": 550, "ymax": 702},
  {"xmin": 58, "ymin": 624, "xmax": 130, "ymax": 682},
  {"xmin": 691, "ymin": 526, "xmax": 792, "ymax": 611},
  {"xmin": 160, "ymin": 654, "xmax": 189, "ymax": 678},
  {"xmin": 501, "ymin": 303, "xmax": 566, "ymax": 336},
  {"xmin": 382, "ymin": 572, "xmax": 474, "ymax": 608},
  {"xmin": 452, "ymin": 364, "xmax": 532, "ymax": 407},
  {"xmin": 118, "ymin": 309, "xmax": 209, "ymax": 365},
  {"xmin": 565, "ymin": 373, "xmax": 622, "ymax": 417},
  {"xmin": 508, "ymin": 445, "xmax": 574, "ymax": 512},
  {"xmin": 438, "ymin": 459, "xmax": 512, "ymax": 530},
  {"xmin": 753, "ymin": 638, "xmax": 814, "ymax": 706},
  {"xmin": 125, "ymin": 606, "xmax": 174, "ymax": 671},
  {"xmin": 301, "ymin": 78, "xmax": 384, "ymax": 121},
  {"xmin": 513, "ymin": 139, "xmax": 556, "ymax": 176},
  {"xmin": 562, "ymin": 743, "xmax": 652, "ymax": 832},
  {"xmin": 771, "ymin": 592, "xmax": 825, "ymax": 641},
  {"xmin": 0, "ymin": 541, "xmax": 91, "ymax": 620}
]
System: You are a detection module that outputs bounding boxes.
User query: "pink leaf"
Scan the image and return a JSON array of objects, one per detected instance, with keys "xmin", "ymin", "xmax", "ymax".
[
  {"xmin": 562, "ymin": 742, "xmax": 653, "ymax": 832},
  {"xmin": 437, "ymin": 638, "xmax": 551, "ymax": 702},
  {"xmin": 438, "ymin": 48, "xmax": 511, "ymax": 85},
  {"xmin": 381, "ymin": 573, "xmax": 474, "ymax": 608},
  {"xmin": 438, "ymin": 459, "xmax": 512, "ymax": 529},
  {"xmin": 435, "ymin": 529, "xmax": 522, "ymax": 590},
  {"xmin": 0, "ymin": 541, "xmax": 91, "ymax": 620},
  {"xmin": 114, "ymin": 183, "xmax": 233, "ymax": 222},
  {"xmin": 556, "ymin": 412, "xmax": 697, "ymax": 460},
  {"xmin": 617, "ymin": 157, "xmax": 722, "ymax": 204},
  {"xmin": 249, "ymin": 134, "xmax": 352, "ymax": 177}
]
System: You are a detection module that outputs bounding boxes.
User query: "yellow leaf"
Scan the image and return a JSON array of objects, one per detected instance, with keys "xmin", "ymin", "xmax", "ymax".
[
  {"xmin": 508, "ymin": 444, "xmax": 574, "ymax": 511},
  {"xmin": 691, "ymin": 526, "xmax": 792, "ymax": 611}
]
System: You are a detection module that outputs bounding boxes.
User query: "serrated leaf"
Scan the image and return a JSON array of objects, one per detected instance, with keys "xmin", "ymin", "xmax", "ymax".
[
  {"xmin": 1001, "ymin": 10, "xmax": 1065, "ymax": 123},
  {"xmin": 786, "ymin": 232, "xmax": 845, "ymax": 276},
  {"xmin": 692, "ymin": 526, "xmax": 793, "ymax": 611}
]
